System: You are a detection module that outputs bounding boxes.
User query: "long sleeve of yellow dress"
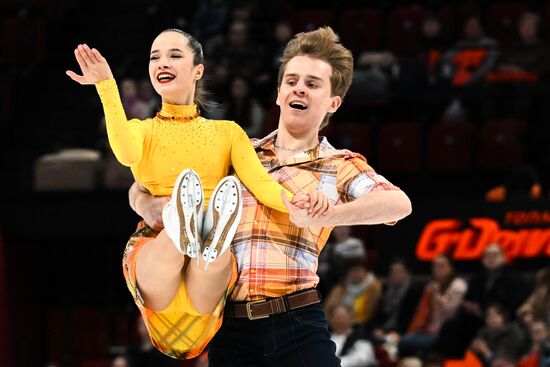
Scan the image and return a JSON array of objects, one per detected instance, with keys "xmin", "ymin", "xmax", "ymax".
[
  {"xmin": 95, "ymin": 79, "xmax": 146, "ymax": 166},
  {"xmin": 96, "ymin": 79, "xmax": 293, "ymax": 213},
  {"xmin": 229, "ymin": 124, "xmax": 293, "ymax": 213}
]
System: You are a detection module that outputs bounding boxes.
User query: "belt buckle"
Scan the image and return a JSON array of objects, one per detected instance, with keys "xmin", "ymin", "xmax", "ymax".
[{"xmin": 246, "ymin": 300, "xmax": 269, "ymax": 320}]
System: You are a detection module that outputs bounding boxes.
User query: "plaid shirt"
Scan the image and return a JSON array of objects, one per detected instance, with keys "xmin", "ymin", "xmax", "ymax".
[{"xmin": 230, "ymin": 131, "xmax": 400, "ymax": 301}]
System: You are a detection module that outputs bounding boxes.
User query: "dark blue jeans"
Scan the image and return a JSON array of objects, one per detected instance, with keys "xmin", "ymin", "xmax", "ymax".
[{"xmin": 208, "ymin": 302, "xmax": 341, "ymax": 367}]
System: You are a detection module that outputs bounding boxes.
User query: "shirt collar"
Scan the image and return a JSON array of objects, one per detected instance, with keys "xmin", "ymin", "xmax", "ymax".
[{"xmin": 253, "ymin": 130, "xmax": 351, "ymax": 166}]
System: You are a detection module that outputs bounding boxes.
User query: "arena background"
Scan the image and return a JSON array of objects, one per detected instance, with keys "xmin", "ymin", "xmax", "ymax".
[{"xmin": 1, "ymin": 0, "xmax": 549, "ymax": 366}]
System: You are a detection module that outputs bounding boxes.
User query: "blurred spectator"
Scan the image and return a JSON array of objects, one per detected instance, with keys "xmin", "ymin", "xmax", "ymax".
[
  {"xmin": 518, "ymin": 320, "xmax": 550, "ymax": 367},
  {"xmin": 519, "ymin": 266, "xmax": 550, "ymax": 325},
  {"xmin": 97, "ymin": 116, "xmax": 135, "ymax": 190},
  {"xmin": 370, "ymin": 258, "xmax": 423, "ymax": 362},
  {"xmin": 490, "ymin": 355, "xmax": 517, "ymax": 367},
  {"xmin": 111, "ymin": 354, "xmax": 131, "ymax": 367},
  {"xmin": 398, "ymin": 13, "xmax": 447, "ymax": 96},
  {"xmin": 348, "ymin": 51, "xmax": 395, "ymax": 104},
  {"xmin": 371, "ymin": 258, "xmax": 424, "ymax": 336},
  {"xmin": 398, "ymin": 357, "xmax": 422, "ymax": 367},
  {"xmin": 414, "ymin": 13, "xmax": 451, "ymax": 122},
  {"xmin": 137, "ymin": 79, "xmax": 160, "ymax": 118},
  {"xmin": 399, "ymin": 254, "xmax": 467, "ymax": 357},
  {"xmin": 497, "ymin": 12, "xmax": 550, "ymax": 79},
  {"xmin": 419, "ymin": 14, "xmax": 447, "ymax": 63},
  {"xmin": 318, "ymin": 226, "xmax": 367, "ymax": 296},
  {"xmin": 441, "ymin": 15, "xmax": 498, "ymax": 88},
  {"xmin": 207, "ymin": 20, "xmax": 270, "ymax": 100},
  {"xmin": 516, "ymin": 303, "xmax": 538, "ymax": 357},
  {"xmin": 324, "ymin": 260, "xmax": 382, "ymax": 326},
  {"xmin": 470, "ymin": 303, "xmax": 525, "ymax": 364},
  {"xmin": 209, "ymin": 75, "xmax": 265, "ymax": 137},
  {"xmin": 437, "ymin": 243, "xmax": 528, "ymax": 358},
  {"xmin": 120, "ymin": 78, "xmax": 149, "ymax": 120},
  {"xmin": 439, "ymin": 15, "xmax": 499, "ymax": 122},
  {"xmin": 463, "ymin": 244, "xmax": 527, "ymax": 318},
  {"xmin": 271, "ymin": 21, "xmax": 293, "ymax": 71},
  {"xmin": 485, "ymin": 165, "xmax": 542, "ymax": 202},
  {"xmin": 328, "ymin": 303, "xmax": 377, "ymax": 367},
  {"xmin": 484, "ymin": 11, "xmax": 550, "ymax": 120},
  {"xmin": 192, "ymin": 0, "xmax": 229, "ymax": 42}
]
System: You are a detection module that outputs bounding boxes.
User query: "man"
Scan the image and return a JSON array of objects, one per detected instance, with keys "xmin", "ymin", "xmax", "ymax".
[
  {"xmin": 131, "ymin": 27, "xmax": 411, "ymax": 366},
  {"xmin": 436, "ymin": 243, "xmax": 528, "ymax": 358},
  {"xmin": 371, "ymin": 258, "xmax": 424, "ymax": 336}
]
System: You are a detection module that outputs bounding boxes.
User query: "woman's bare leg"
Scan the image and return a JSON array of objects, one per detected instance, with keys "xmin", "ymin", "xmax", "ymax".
[
  {"xmin": 185, "ymin": 175, "xmax": 241, "ymax": 313},
  {"xmin": 135, "ymin": 230, "xmax": 187, "ymax": 311},
  {"xmin": 185, "ymin": 251, "xmax": 232, "ymax": 314}
]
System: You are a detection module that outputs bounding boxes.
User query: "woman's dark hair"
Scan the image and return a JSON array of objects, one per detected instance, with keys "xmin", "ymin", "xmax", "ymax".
[
  {"xmin": 486, "ymin": 302, "xmax": 510, "ymax": 322},
  {"xmin": 389, "ymin": 256, "xmax": 411, "ymax": 274},
  {"xmin": 158, "ymin": 28, "xmax": 208, "ymax": 109},
  {"xmin": 433, "ymin": 253, "xmax": 456, "ymax": 294},
  {"xmin": 160, "ymin": 28, "xmax": 203, "ymax": 65}
]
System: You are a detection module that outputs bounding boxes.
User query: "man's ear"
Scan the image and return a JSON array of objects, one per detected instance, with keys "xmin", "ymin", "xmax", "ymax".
[
  {"xmin": 327, "ymin": 95, "xmax": 342, "ymax": 113},
  {"xmin": 275, "ymin": 88, "xmax": 281, "ymax": 106}
]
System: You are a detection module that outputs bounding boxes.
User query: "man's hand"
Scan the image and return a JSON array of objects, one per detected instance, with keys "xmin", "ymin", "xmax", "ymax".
[
  {"xmin": 137, "ymin": 195, "xmax": 169, "ymax": 231},
  {"xmin": 305, "ymin": 188, "xmax": 331, "ymax": 218},
  {"xmin": 282, "ymin": 190, "xmax": 334, "ymax": 228},
  {"xmin": 130, "ymin": 182, "xmax": 170, "ymax": 231},
  {"xmin": 470, "ymin": 338, "xmax": 491, "ymax": 358},
  {"xmin": 461, "ymin": 300, "xmax": 482, "ymax": 317}
]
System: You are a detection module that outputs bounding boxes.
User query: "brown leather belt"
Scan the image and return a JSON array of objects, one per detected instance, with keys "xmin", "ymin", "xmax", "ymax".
[{"xmin": 224, "ymin": 289, "xmax": 321, "ymax": 320}]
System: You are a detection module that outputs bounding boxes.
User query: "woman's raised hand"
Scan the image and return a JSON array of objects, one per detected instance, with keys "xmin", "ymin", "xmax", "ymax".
[{"xmin": 66, "ymin": 44, "xmax": 114, "ymax": 85}]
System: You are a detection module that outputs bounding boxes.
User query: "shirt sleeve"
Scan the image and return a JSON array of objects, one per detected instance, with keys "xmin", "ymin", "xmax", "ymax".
[
  {"xmin": 337, "ymin": 156, "xmax": 400, "ymax": 204},
  {"xmin": 96, "ymin": 79, "xmax": 146, "ymax": 166},
  {"xmin": 229, "ymin": 123, "xmax": 293, "ymax": 213}
]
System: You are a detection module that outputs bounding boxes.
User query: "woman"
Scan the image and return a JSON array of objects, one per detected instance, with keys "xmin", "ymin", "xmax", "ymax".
[
  {"xmin": 470, "ymin": 303, "xmax": 525, "ymax": 364},
  {"xmin": 519, "ymin": 266, "xmax": 550, "ymax": 326},
  {"xmin": 398, "ymin": 254, "xmax": 467, "ymax": 357},
  {"xmin": 66, "ymin": 29, "xmax": 326, "ymax": 359},
  {"xmin": 324, "ymin": 260, "xmax": 382, "ymax": 325}
]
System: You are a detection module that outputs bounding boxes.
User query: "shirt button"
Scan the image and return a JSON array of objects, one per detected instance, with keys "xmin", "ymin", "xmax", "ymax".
[{"xmin": 251, "ymin": 269, "xmax": 256, "ymax": 274}]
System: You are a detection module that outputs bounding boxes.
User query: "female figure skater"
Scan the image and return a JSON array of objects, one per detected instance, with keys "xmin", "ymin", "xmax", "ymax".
[{"xmin": 66, "ymin": 29, "xmax": 328, "ymax": 358}]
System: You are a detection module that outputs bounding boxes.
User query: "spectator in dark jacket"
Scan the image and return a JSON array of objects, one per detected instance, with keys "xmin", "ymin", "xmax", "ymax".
[
  {"xmin": 436, "ymin": 243, "xmax": 529, "ymax": 358},
  {"xmin": 371, "ymin": 258, "xmax": 424, "ymax": 336},
  {"xmin": 470, "ymin": 303, "xmax": 526, "ymax": 365}
]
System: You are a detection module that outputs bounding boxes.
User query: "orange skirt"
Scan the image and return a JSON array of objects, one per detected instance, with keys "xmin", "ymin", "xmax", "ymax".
[{"xmin": 122, "ymin": 221, "xmax": 237, "ymax": 359}]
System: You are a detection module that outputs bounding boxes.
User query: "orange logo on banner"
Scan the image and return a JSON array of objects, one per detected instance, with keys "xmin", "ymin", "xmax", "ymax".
[{"xmin": 416, "ymin": 218, "xmax": 550, "ymax": 261}]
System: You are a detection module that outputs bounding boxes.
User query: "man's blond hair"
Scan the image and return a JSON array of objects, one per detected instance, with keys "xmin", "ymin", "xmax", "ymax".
[{"xmin": 278, "ymin": 27, "xmax": 354, "ymax": 129}]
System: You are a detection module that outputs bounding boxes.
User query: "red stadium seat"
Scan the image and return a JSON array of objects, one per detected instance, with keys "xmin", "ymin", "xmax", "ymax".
[
  {"xmin": 541, "ymin": 1, "xmax": 550, "ymax": 41},
  {"xmin": 1, "ymin": 16, "xmax": 46, "ymax": 64},
  {"xmin": 457, "ymin": 2, "xmax": 481, "ymax": 26},
  {"xmin": 289, "ymin": 9, "xmax": 334, "ymax": 32},
  {"xmin": 427, "ymin": 121, "xmax": 476, "ymax": 172},
  {"xmin": 478, "ymin": 119, "xmax": 527, "ymax": 171},
  {"xmin": 387, "ymin": 5, "xmax": 427, "ymax": 51},
  {"xmin": 376, "ymin": 122, "xmax": 422, "ymax": 173},
  {"xmin": 327, "ymin": 122, "xmax": 372, "ymax": 158},
  {"xmin": 437, "ymin": 4, "xmax": 457, "ymax": 38},
  {"xmin": 338, "ymin": 7, "xmax": 382, "ymax": 51},
  {"xmin": 47, "ymin": 307, "xmax": 110, "ymax": 366},
  {"xmin": 486, "ymin": 2, "xmax": 529, "ymax": 44}
]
